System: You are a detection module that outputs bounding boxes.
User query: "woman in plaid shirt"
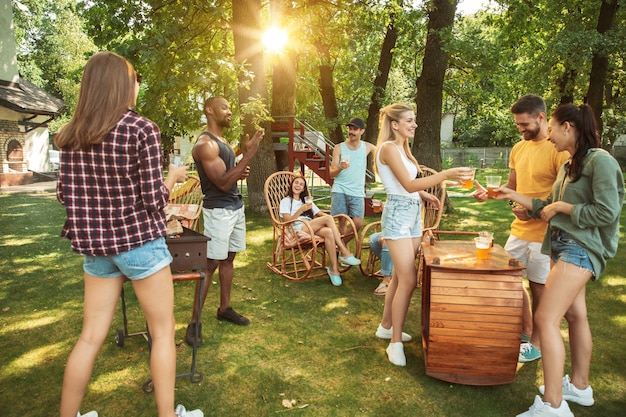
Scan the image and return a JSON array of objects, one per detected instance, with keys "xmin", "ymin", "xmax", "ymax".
[{"xmin": 55, "ymin": 52, "xmax": 201, "ymax": 417}]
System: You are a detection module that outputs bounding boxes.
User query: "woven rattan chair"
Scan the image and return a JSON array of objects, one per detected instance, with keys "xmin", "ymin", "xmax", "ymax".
[
  {"xmin": 166, "ymin": 175, "xmax": 203, "ymax": 232},
  {"xmin": 264, "ymin": 171, "xmax": 357, "ymax": 281}
]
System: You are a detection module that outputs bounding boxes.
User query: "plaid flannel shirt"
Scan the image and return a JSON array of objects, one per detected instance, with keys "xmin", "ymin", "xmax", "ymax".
[{"xmin": 57, "ymin": 110, "xmax": 169, "ymax": 256}]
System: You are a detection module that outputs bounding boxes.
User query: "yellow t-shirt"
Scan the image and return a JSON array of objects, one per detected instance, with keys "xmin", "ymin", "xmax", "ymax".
[{"xmin": 509, "ymin": 138, "xmax": 570, "ymax": 242}]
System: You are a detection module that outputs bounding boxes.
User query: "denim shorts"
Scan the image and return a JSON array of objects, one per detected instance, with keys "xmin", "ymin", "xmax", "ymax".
[
  {"xmin": 83, "ymin": 237, "xmax": 172, "ymax": 280},
  {"xmin": 381, "ymin": 194, "xmax": 422, "ymax": 240},
  {"xmin": 550, "ymin": 229, "xmax": 595, "ymax": 278},
  {"xmin": 331, "ymin": 192, "xmax": 365, "ymax": 218}
]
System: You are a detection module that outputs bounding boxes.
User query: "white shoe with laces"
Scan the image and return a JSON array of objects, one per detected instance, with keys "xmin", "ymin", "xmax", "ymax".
[
  {"xmin": 375, "ymin": 324, "xmax": 412, "ymax": 342},
  {"xmin": 539, "ymin": 374, "xmax": 594, "ymax": 406},
  {"xmin": 386, "ymin": 342, "xmax": 406, "ymax": 366},
  {"xmin": 175, "ymin": 404, "xmax": 204, "ymax": 417},
  {"xmin": 77, "ymin": 412, "xmax": 98, "ymax": 417},
  {"xmin": 516, "ymin": 395, "xmax": 574, "ymax": 417}
]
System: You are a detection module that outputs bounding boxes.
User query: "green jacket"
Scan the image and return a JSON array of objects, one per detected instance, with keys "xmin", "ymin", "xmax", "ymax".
[{"xmin": 530, "ymin": 149, "xmax": 624, "ymax": 279}]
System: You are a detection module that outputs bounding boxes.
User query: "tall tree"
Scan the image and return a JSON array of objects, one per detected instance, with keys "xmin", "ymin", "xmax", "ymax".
[
  {"xmin": 269, "ymin": 0, "xmax": 297, "ymax": 171},
  {"xmin": 231, "ymin": 0, "xmax": 276, "ymax": 212},
  {"xmin": 364, "ymin": 3, "xmax": 400, "ymax": 146},
  {"xmin": 586, "ymin": 0, "xmax": 620, "ymax": 139},
  {"xmin": 414, "ymin": 0, "xmax": 458, "ymax": 171}
]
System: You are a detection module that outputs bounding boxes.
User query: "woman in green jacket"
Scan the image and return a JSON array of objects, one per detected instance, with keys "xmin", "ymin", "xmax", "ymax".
[{"xmin": 497, "ymin": 103, "xmax": 624, "ymax": 417}]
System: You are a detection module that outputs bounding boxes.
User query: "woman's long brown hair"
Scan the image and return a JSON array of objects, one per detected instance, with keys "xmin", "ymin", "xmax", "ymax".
[{"xmin": 55, "ymin": 51, "xmax": 138, "ymax": 150}]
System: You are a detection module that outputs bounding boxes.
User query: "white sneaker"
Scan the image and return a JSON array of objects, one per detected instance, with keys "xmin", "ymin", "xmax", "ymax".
[
  {"xmin": 175, "ymin": 404, "xmax": 204, "ymax": 417},
  {"xmin": 539, "ymin": 375, "xmax": 594, "ymax": 406},
  {"xmin": 375, "ymin": 324, "xmax": 412, "ymax": 342},
  {"xmin": 386, "ymin": 342, "xmax": 406, "ymax": 366},
  {"xmin": 516, "ymin": 395, "xmax": 574, "ymax": 417},
  {"xmin": 77, "ymin": 412, "xmax": 98, "ymax": 417}
]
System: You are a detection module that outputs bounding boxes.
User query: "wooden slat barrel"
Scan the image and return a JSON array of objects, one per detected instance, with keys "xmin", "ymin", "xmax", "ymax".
[{"xmin": 421, "ymin": 240, "xmax": 525, "ymax": 385}]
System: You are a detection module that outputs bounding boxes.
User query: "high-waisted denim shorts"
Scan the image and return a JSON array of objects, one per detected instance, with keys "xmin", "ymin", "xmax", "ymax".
[
  {"xmin": 381, "ymin": 194, "xmax": 422, "ymax": 240},
  {"xmin": 550, "ymin": 229, "xmax": 595, "ymax": 278},
  {"xmin": 83, "ymin": 237, "xmax": 172, "ymax": 280}
]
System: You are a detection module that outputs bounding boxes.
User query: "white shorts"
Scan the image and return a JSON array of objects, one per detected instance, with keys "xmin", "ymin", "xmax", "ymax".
[
  {"xmin": 203, "ymin": 206, "xmax": 246, "ymax": 260},
  {"xmin": 504, "ymin": 235, "xmax": 550, "ymax": 284}
]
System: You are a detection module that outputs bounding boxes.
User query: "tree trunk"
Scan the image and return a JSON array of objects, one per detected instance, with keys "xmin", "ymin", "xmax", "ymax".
[
  {"xmin": 316, "ymin": 42, "xmax": 343, "ymax": 144},
  {"xmin": 364, "ymin": 11, "xmax": 399, "ymax": 146},
  {"xmin": 232, "ymin": 0, "xmax": 275, "ymax": 213},
  {"xmin": 586, "ymin": 0, "xmax": 620, "ymax": 141},
  {"xmin": 413, "ymin": 0, "xmax": 458, "ymax": 172},
  {"xmin": 269, "ymin": 0, "xmax": 296, "ymax": 171}
]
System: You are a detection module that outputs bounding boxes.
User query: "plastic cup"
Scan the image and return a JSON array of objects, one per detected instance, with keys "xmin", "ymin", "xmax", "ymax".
[
  {"xmin": 340, "ymin": 155, "xmax": 350, "ymax": 167},
  {"xmin": 478, "ymin": 231, "xmax": 494, "ymax": 248},
  {"xmin": 475, "ymin": 237, "xmax": 491, "ymax": 260},
  {"xmin": 304, "ymin": 196, "xmax": 313, "ymax": 204},
  {"xmin": 169, "ymin": 153, "xmax": 184, "ymax": 167},
  {"xmin": 372, "ymin": 199, "xmax": 382, "ymax": 213},
  {"xmin": 486, "ymin": 175, "xmax": 502, "ymax": 198},
  {"xmin": 461, "ymin": 168, "xmax": 475, "ymax": 189}
]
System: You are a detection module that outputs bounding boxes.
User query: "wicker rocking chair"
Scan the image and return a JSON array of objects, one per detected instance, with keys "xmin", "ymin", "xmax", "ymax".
[{"xmin": 264, "ymin": 171, "xmax": 357, "ymax": 281}]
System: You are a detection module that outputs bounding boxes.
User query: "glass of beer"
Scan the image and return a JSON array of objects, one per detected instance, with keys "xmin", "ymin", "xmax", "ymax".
[
  {"xmin": 372, "ymin": 199, "xmax": 382, "ymax": 213},
  {"xmin": 485, "ymin": 175, "xmax": 502, "ymax": 198},
  {"xmin": 475, "ymin": 237, "xmax": 491, "ymax": 260},
  {"xmin": 461, "ymin": 168, "xmax": 475, "ymax": 189}
]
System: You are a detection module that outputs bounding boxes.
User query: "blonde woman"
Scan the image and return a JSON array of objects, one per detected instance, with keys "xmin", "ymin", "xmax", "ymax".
[{"xmin": 374, "ymin": 103, "xmax": 472, "ymax": 366}]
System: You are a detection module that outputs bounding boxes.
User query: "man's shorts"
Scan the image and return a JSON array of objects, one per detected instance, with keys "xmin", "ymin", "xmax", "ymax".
[
  {"xmin": 83, "ymin": 237, "xmax": 172, "ymax": 280},
  {"xmin": 504, "ymin": 235, "xmax": 550, "ymax": 284},
  {"xmin": 203, "ymin": 206, "xmax": 246, "ymax": 260},
  {"xmin": 330, "ymin": 192, "xmax": 365, "ymax": 219}
]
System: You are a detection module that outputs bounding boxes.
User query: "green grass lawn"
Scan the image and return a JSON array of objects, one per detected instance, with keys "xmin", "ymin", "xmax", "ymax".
[{"xmin": 0, "ymin": 189, "xmax": 625, "ymax": 417}]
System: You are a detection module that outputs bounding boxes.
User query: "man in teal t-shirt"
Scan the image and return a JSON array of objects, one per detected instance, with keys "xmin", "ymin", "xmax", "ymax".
[{"xmin": 330, "ymin": 117, "xmax": 376, "ymax": 235}]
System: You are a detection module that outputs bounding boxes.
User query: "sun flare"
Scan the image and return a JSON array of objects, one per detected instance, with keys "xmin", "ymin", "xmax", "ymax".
[{"xmin": 262, "ymin": 26, "xmax": 288, "ymax": 53}]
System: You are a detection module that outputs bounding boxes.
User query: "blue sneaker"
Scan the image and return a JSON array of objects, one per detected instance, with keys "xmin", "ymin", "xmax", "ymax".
[
  {"xmin": 326, "ymin": 267, "xmax": 343, "ymax": 286},
  {"xmin": 519, "ymin": 342, "xmax": 542, "ymax": 363},
  {"xmin": 339, "ymin": 255, "xmax": 361, "ymax": 266}
]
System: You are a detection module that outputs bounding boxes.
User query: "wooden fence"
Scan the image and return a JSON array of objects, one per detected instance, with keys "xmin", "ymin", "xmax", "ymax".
[{"xmin": 441, "ymin": 147, "xmax": 512, "ymax": 169}]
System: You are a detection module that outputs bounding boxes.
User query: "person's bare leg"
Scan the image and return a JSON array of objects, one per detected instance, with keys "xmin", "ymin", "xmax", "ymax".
[
  {"xmin": 309, "ymin": 216, "xmax": 354, "ymax": 257},
  {"xmin": 189, "ymin": 259, "xmax": 219, "ymax": 324},
  {"xmin": 385, "ymin": 237, "xmax": 420, "ymax": 342},
  {"xmin": 521, "ymin": 285, "xmax": 533, "ymax": 339},
  {"xmin": 535, "ymin": 261, "xmax": 591, "ymax": 407},
  {"xmin": 133, "ymin": 267, "xmax": 177, "ymax": 417},
  {"xmin": 316, "ymin": 227, "xmax": 339, "ymax": 274},
  {"xmin": 528, "ymin": 280, "xmax": 545, "ymax": 349},
  {"xmin": 217, "ymin": 253, "xmax": 236, "ymax": 311},
  {"xmin": 564, "ymin": 286, "xmax": 592, "ymax": 390},
  {"xmin": 380, "ymin": 272, "xmax": 398, "ymax": 330},
  {"xmin": 60, "ymin": 274, "xmax": 124, "ymax": 417}
]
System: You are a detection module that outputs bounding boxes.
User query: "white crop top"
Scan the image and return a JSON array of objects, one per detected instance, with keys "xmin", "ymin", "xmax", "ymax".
[{"xmin": 376, "ymin": 142, "xmax": 421, "ymax": 198}]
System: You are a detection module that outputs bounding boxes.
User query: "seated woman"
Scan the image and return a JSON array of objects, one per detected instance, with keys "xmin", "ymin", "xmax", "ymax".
[{"xmin": 279, "ymin": 176, "xmax": 361, "ymax": 286}]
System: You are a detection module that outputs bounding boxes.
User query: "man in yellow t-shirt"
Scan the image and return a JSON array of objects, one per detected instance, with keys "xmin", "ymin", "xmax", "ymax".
[{"xmin": 475, "ymin": 95, "xmax": 569, "ymax": 363}]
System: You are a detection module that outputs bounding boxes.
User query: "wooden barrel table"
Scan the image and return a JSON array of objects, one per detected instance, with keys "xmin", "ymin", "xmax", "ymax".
[{"xmin": 420, "ymin": 240, "xmax": 525, "ymax": 386}]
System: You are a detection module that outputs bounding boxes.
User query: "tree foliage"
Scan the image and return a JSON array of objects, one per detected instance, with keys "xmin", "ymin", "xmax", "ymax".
[{"xmin": 12, "ymin": 0, "xmax": 626, "ymax": 172}]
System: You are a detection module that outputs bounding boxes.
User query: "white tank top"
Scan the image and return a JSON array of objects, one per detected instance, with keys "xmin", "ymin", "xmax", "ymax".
[{"xmin": 376, "ymin": 141, "xmax": 421, "ymax": 198}]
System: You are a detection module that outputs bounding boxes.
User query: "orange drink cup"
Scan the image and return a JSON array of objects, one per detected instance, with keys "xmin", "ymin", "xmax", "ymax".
[
  {"xmin": 486, "ymin": 175, "xmax": 502, "ymax": 198},
  {"xmin": 461, "ymin": 168, "xmax": 475, "ymax": 189},
  {"xmin": 372, "ymin": 199, "xmax": 382, "ymax": 213},
  {"xmin": 475, "ymin": 237, "xmax": 491, "ymax": 260}
]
